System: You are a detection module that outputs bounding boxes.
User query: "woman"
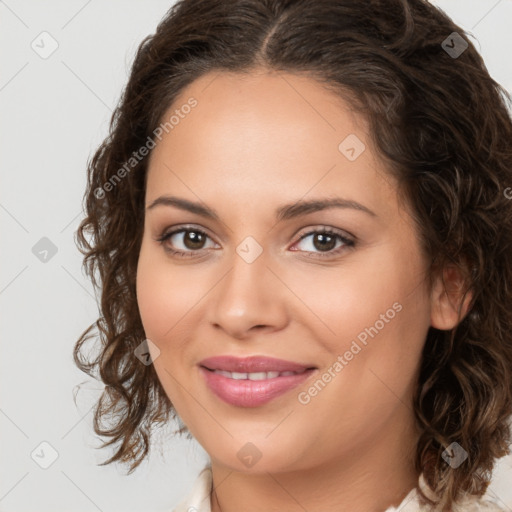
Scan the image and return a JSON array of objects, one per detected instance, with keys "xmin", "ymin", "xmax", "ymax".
[{"xmin": 74, "ymin": 0, "xmax": 512, "ymax": 510}]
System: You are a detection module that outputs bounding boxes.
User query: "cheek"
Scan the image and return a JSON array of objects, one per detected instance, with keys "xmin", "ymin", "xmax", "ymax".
[
  {"xmin": 293, "ymin": 259, "xmax": 405, "ymax": 347},
  {"xmin": 136, "ymin": 247, "xmax": 168, "ymax": 339},
  {"xmin": 136, "ymin": 246, "xmax": 195, "ymax": 404},
  {"xmin": 295, "ymin": 266, "xmax": 429, "ymax": 440},
  {"xmin": 310, "ymin": 247, "xmax": 430, "ymax": 364},
  {"xmin": 136, "ymin": 244, "xmax": 200, "ymax": 342},
  {"xmin": 136, "ymin": 258, "xmax": 182, "ymax": 358}
]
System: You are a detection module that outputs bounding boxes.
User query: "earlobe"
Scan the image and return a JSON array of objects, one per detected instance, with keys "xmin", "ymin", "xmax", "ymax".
[{"xmin": 430, "ymin": 264, "xmax": 473, "ymax": 331}]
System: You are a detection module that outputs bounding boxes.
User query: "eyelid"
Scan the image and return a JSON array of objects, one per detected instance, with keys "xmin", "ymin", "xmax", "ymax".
[
  {"xmin": 155, "ymin": 223, "xmax": 356, "ymax": 258},
  {"xmin": 154, "ymin": 224, "xmax": 218, "ymax": 247},
  {"xmin": 289, "ymin": 227, "xmax": 355, "ymax": 258},
  {"xmin": 293, "ymin": 224, "xmax": 355, "ymax": 242}
]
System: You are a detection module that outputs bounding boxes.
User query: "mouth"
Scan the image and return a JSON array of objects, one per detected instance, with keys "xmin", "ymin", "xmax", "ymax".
[
  {"xmin": 198, "ymin": 355, "xmax": 318, "ymax": 407},
  {"xmin": 199, "ymin": 354, "xmax": 317, "ymax": 373},
  {"xmin": 200, "ymin": 367, "xmax": 314, "ymax": 380}
]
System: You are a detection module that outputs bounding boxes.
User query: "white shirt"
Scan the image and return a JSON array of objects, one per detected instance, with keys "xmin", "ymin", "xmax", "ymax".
[{"xmin": 172, "ymin": 465, "xmax": 506, "ymax": 511}]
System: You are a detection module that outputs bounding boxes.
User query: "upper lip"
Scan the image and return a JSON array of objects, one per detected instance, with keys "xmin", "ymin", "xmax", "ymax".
[{"xmin": 199, "ymin": 355, "xmax": 316, "ymax": 373}]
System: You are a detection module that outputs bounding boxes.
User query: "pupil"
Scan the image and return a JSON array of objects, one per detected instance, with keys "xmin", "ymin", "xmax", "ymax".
[
  {"xmin": 314, "ymin": 233, "xmax": 335, "ymax": 251},
  {"xmin": 182, "ymin": 232, "xmax": 336, "ymax": 252},
  {"xmin": 185, "ymin": 231, "xmax": 204, "ymax": 249}
]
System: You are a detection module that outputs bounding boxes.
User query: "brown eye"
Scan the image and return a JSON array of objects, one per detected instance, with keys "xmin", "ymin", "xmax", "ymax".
[
  {"xmin": 312, "ymin": 232, "xmax": 337, "ymax": 252},
  {"xmin": 179, "ymin": 230, "xmax": 207, "ymax": 250},
  {"xmin": 156, "ymin": 227, "xmax": 216, "ymax": 257},
  {"xmin": 291, "ymin": 228, "xmax": 355, "ymax": 258}
]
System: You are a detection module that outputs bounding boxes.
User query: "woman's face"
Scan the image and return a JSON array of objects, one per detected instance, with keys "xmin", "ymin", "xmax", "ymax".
[{"xmin": 136, "ymin": 69, "xmax": 435, "ymax": 474}]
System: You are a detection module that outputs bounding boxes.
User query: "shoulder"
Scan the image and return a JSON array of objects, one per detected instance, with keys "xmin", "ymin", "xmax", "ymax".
[
  {"xmin": 419, "ymin": 473, "xmax": 508, "ymax": 512},
  {"xmin": 385, "ymin": 473, "xmax": 508, "ymax": 512},
  {"xmin": 172, "ymin": 465, "xmax": 213, "ymax": 512},
  {"xmin": 452, "ymin": 495, "xmax": 508, "ymax": 512},
  {"xmin": 171, "ymin": 467, "xmax": 508, "ymax": 512}
]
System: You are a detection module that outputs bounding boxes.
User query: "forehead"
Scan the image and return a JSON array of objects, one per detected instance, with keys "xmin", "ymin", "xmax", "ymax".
[
  {"xmin": 167, "ymin": 69, "xmax": 367, "ymax": 149},
  {"xmin": 145, "ymin": 70, "xmax": 398, "ymax": 221}
]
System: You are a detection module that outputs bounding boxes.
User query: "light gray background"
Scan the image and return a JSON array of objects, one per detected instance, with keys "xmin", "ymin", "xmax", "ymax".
[{"xmin": 1, "ymin": 1, "xmax": 511, "ymax": 511}]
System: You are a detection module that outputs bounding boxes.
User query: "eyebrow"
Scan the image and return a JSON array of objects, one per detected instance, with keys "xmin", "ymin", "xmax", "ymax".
[{"xmin": 146, "ymin": 195, "xmax": 377, "ymax": 221}]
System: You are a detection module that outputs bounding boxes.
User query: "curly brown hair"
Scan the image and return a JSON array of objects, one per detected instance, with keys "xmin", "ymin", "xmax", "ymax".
[{"xmin": 74, "ymin": 0, "xmax": 512, "ymax": 509}]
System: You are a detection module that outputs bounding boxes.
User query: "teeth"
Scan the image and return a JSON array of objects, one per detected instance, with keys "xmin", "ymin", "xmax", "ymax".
[
  {"xmin": 212, "ymin": 369, "xmax": 304, "ymax": 380},
  {"xmin": 248, "ymin": 372, "xmax": 269, "ymax": 380}
]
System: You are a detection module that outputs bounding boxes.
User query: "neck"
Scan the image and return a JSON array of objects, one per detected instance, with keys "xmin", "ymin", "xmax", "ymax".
[{"xmin": 210, "ymin": 418, "xmax": 420, "ymax": 512}]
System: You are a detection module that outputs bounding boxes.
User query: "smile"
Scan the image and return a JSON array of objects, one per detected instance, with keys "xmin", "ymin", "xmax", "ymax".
[
  {"xmin": 208, "ymin": 368, "xmax": 308, "ymax": 380},
  {"xmin": 199, "ymin": 366, "xmax": 317, "ymax": 407}
]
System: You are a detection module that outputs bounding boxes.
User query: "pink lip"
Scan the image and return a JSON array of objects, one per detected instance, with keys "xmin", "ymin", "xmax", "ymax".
[
  {"xmin": 198, "ymin": 355, "xmax": 317, "ymax": 408},
  {"xmin": 199, "ymin": 355, "xmax": 315, "ymax": 373}
]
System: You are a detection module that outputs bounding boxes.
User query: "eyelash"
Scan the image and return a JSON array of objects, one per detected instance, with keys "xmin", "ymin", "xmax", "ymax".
[{"xmin": 155, "ymin": 225, "xmax": 356, "ymax": 260}]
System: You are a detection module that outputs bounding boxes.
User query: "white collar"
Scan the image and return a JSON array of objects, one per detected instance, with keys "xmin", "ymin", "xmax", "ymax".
[{"xmin": 172, "ymin": 465, "xmax": 504, "ymax": 512}]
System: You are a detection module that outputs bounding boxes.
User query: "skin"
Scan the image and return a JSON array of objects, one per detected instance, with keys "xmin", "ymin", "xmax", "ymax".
[{"xmin": 136, "ymin": 68, "xmax": 471, "ymax": 512}]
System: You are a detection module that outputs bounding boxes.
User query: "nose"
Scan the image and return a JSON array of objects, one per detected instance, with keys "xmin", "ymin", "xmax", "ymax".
[{"xmin": 209, "ymin": 245, "xmax": 288, "ymax": 340}]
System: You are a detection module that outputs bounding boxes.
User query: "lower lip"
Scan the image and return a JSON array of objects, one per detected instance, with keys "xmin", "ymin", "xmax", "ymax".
[{"xmin": 199, "ymin": 366, "xmax": 316, "ymax": 407}]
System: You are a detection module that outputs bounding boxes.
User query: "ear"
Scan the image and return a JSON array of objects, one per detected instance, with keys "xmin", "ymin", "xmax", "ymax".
[{"xmin": 430, "ymin": 263, "xmax": 473, "ymax": 330}]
